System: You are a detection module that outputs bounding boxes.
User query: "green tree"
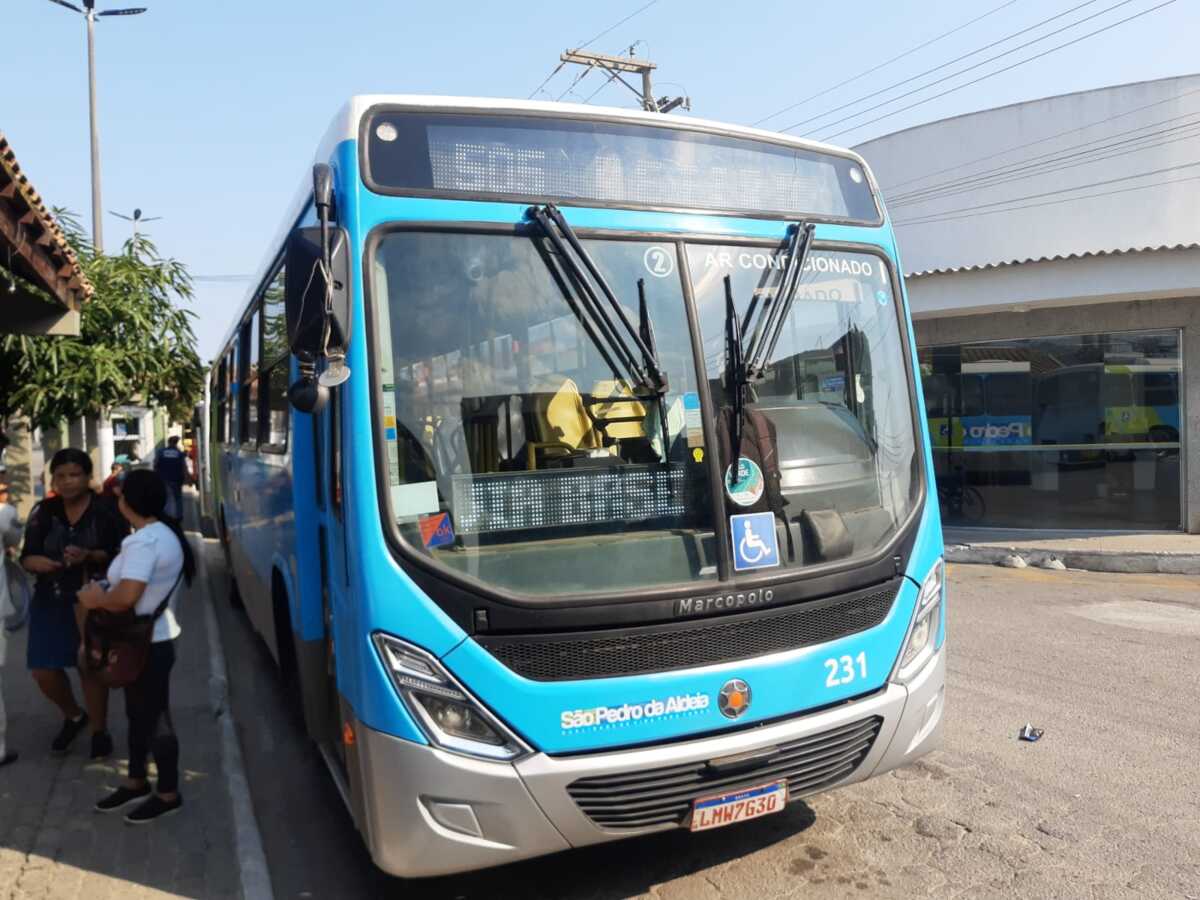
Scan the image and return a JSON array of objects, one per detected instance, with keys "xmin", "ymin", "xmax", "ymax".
[{"xmin": 0, "ymin": 210, "xmax": 205, "ymax": 430}]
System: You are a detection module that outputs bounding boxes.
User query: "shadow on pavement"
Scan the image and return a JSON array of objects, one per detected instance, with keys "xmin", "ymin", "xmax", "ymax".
[
  {"xmin": 204, "ymin": 514, "xmax": 822, "ymax": 899},
  {"xmin": 401, "ymin": 802, "xmax": 818, "ymax": 899},
  {"xmin": 0, "ymin": 526, "xmax": 240, "ymax": 898}
]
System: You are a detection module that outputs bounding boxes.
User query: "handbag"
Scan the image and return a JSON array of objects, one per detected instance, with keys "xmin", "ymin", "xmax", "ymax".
[{"xmin": 79, "ymin": 569, "xmax": 183, "ymax": 688}]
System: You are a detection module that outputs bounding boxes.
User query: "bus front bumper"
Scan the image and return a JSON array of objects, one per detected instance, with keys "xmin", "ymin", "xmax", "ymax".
[{"xmin": 351, "ymin": 647, "xmax": 944, "ymax": 878}]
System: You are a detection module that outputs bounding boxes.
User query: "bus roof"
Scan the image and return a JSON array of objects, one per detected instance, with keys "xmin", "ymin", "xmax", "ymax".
[{"xmin": 211, "ymin": 96, "xmax": 879, "ymax": 367}]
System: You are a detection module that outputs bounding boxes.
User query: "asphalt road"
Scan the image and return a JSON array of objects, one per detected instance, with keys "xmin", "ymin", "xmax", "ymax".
[{"xmin": 205, "ymin": 543, "xmax": 1200, "ymax": 900}]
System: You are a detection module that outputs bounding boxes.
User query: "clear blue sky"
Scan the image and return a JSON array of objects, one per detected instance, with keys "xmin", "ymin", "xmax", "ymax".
[{"xmin": 3, "ymin": 0, "xmax": 1194, "ymax": 361}]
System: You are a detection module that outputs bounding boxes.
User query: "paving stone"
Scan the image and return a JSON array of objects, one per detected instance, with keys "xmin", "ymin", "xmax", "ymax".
[{"xmin": 0, "ymin": 571, "xmax": 240, "ymax": 899}]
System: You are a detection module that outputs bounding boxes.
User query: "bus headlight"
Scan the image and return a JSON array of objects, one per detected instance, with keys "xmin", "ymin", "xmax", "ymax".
[
  {"xmin": 895, "ymin": 560, "xmax": 943, "ymax": 681},
  {"xmin": 372, "ymin": 634, "xmax": 530, "ymax": 762}
]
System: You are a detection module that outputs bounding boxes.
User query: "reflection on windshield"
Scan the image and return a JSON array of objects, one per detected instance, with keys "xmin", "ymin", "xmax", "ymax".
[
  {"xmin": 373, "ymin": 231, "xmax": 716, "ymax": 596},
  {"xmin": 690, "ymin": 245, "xmax": 918, "ymax": 570}
]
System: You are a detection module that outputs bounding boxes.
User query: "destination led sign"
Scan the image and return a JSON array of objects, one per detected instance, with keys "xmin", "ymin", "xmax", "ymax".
[
  {"xmin": 450, "ymin": 465, "xmax": 687, "ymax": 535},
  {"xmin": 365, "ymin": 111, "xmax": 880, "ymax": 223}
]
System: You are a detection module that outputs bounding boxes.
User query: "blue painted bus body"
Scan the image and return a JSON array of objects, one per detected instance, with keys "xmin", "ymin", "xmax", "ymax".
[{"xmin": 212, "ymin": 109, "xmax": 945, "ymax": 875}]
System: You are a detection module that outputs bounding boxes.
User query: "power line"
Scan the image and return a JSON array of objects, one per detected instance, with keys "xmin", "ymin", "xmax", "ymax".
[
  {"xmin": 892, "ymin": 124, "xmax": 1200, "ymax": 207},
  {"xmin": 752, "ymin": 0, "xmax": 1019, "ymax": 127},
  {"xmin": 575, "ymin": 0, "xmax": 659, "ymax": 52},
  {"xmin": 527, "ymin": 0, "xmax": 660, "ymax": 99},
  {"xmin": 889, "ymin": 116, "xmax": 1200, "ymax": 206},
  {"xmin": 556, "ymin": 47, "xmax": 686, "ymax": 112},
  {"xmin": 891, "ymin": 158, "xmax": 1200, "ymax": 225},
  {"xmin": 583, "ymin": 72, "xmax": 622, "ymax": 104},
  {"xmin": 816, "ymin": 0, "xmax": 1177, "ymax": 141},
  {"xmin": 891, "ymin": 126, "xmax": 1200, "ymax": 208},
  {"xmin": 528, "ymin": 62, "xmax": 566, "ymax": 100},
  {"xmin": 893, "ymin": 172, "xmax": 1200, "ymax": 227},
  {"xmin": 781, "ymin": 0, "xmax": 1115, "ymax": 134},
  {"xmin": 882, "ymin": 84, "xmax": 1200, "ymax": 192},
  {"xmin": 556, "ymin": 43, "xmax": 642, "ymax": 103},
  {"xmin": 555, "ymin": 65, "xmax": 596, "ymax": 102}
]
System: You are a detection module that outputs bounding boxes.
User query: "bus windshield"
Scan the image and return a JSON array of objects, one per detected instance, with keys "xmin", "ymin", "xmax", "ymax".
[
  {"xmin": 373, "ymin": 231, "xmax": 716, "ymax": 596},
  {"xmin": 372, "ymin": 233, "xmax": 919, "ymax": 597},
  {"xmin": 688, "ymin": 245, "xmax": 919, "ymax": 565}
]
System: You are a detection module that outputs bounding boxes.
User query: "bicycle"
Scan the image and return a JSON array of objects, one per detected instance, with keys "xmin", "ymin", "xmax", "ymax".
[{"xmin": 936, "ymin": 469, "xmax": 986, "ymax": 525}]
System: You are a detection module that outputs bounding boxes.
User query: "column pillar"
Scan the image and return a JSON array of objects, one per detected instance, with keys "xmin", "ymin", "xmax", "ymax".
[{"xmin": 97, "ymin": 409, "xmax": 115, "ymax": 483}]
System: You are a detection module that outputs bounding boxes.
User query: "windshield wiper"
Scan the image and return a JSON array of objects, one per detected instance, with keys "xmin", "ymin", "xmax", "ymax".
[
  {"xmin": 724, "ymin": 222, "xmax": 815, "ymax": 472},
  {"xmin": 742, "ymin": 222, "xmax": 815, "ymax": 383},
  {"xmin": 724, "ymin": 274, "xmax": 748, "ymax": 472},
  {"xmin": 528, "ymin": 204, "xmax": 669, "ymax": 397},
  {"xmin": 527, "ymin": 204, "xmax": 672, "ymax": 454}
]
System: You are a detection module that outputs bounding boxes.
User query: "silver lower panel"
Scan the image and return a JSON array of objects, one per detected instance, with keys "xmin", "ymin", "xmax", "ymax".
[{"xmin": 351, "ymin": 647, "xmax": 945, "ymax": 878}]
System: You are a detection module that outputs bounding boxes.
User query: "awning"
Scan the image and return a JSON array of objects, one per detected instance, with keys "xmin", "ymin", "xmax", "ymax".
[{"xmin": 0, "ymin": 131, "xmax": 93, "ymax": 336}]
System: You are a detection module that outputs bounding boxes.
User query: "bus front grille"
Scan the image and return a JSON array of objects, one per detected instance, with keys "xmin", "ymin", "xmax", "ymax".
[
  {"xmin": 476, "ymin": 579, "xmax": 900, "ymax": 681},
  {"xmin": 566, "ymin": 715, "xmax": 883, "ymax": 830}
]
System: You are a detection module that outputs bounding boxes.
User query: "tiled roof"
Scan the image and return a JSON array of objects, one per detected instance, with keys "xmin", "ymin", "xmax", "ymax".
[
  {"xmin": 0, "ymin": 131, "xmax": 93, "ymax": 308},
  {"xmin": 906, "ymin": 243, "xmax": 1200, "ymax": 278}
]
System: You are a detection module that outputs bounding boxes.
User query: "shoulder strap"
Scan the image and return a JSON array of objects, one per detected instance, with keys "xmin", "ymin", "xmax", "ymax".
[{"xmin": 150, "ymin": 566, "xmax": 184, "ymax": 621}]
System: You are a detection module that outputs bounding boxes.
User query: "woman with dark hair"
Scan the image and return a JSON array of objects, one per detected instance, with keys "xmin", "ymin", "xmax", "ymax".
[
  {"xmin": 78, "ymin": 468, "xmax": 194, "ymax": 823},
  {"xmin": 20, "ymin": 448, "xmax": 126, "ymax": 757}
]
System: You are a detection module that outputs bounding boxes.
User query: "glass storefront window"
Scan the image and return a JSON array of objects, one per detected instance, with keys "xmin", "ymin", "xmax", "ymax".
[{"xmin": 919, "ymin": 329, "xmax": 1181, "ymax": 530}]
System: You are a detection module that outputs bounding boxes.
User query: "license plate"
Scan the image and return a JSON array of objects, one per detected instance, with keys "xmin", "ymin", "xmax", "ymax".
[{"xmin": 690, "ymin": 780, "xmax": 787, "ymax": 832}]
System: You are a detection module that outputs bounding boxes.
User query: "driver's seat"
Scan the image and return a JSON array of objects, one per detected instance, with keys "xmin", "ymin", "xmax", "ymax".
[{"xmin": 526, "ymin": 377, "xmax": 603, "ymax": 468}]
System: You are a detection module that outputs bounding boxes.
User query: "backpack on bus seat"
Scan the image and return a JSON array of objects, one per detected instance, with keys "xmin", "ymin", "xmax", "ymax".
[{"xmin": 714, "ymin": 406, "xmax": 796, "ymax": 561}]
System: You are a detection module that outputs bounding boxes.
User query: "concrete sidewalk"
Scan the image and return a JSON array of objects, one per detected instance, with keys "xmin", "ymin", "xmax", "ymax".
[
  {"xmin": 944, "ymin": 527, "xmax": 1200, "ymax": 575},
  {"xmin": 0, "ymin": 569, "xmax": 241, "ymax": 898}
]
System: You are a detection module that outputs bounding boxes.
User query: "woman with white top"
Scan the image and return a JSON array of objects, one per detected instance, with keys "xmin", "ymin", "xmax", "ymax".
[{"xmin": 78, "ymin": 469, "xmax": 195, "ymax": 824}]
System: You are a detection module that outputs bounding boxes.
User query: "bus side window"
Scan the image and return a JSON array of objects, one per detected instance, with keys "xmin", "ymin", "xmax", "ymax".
[
  {"xmin": 243, "ymin": 306, "xmax": 262, "ymax": 447},
  {"xmin": 226, "ymin": 346, "xmax": 238, "ymax": 446},
  {"xmin": 237, "ymin": 320, "xmax": 253, "ymax": 444},
  {"xmin": 259, "ymin": 263, "xmax": 289, "ymax": 453},
  {"xmin": 214, "ymin": 360, "xmax": 227, "ymax": 443}
]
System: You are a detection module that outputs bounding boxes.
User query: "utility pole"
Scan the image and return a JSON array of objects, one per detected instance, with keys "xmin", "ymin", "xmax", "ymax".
[
  {"xmin": 86, "ymin": 5, "xmax": 102, "ymax": 252},
  {"xmin": 559, "ymin": 48, "xmax": 689, "ymax": 113},
  {"xmin": 45, "ymin": 0, "xmax": 148, "ymax": 254}
]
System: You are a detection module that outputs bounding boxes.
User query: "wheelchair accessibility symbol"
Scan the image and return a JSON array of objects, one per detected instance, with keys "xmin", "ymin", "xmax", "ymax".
[{"xmin": 731, "ymin": 512, "xmax": 780, "ymax": 572}]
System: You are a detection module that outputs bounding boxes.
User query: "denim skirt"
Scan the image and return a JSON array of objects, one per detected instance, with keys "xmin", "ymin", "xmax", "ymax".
[{"xmin": 26, "ymin": 588, "xmax": 80, "ymax": 670}]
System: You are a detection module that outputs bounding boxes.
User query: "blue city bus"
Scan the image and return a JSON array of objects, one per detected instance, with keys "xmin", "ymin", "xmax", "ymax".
[{"xmin": 206, "ymin": 96, "xmax": 945, "ymax": 878}]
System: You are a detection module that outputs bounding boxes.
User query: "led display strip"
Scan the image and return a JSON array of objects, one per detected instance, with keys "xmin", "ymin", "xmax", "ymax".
[
  {"xmin": 451, "ymin": 465, "xmax": 687, "ymax": 535},
  {"xmin": 366, "ymin": 112, "xmax": 881, "ymax": 223}
]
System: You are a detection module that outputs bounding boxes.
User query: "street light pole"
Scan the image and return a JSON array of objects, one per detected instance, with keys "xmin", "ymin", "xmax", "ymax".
[
  {"xmin": 45, "ymin": 0, "xmax": 148, "ymax": 255},
  {"xmin": 86, "ymin": 5, "xmax": 103, "ymax": 253}
]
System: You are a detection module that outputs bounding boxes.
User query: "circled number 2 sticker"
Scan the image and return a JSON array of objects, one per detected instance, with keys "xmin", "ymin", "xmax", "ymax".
[{"xmin": 643, "ymin": 246, "xmax": 675, "ymax": 278}]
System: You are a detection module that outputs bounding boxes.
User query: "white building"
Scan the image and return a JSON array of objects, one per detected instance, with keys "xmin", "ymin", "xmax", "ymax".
[{"xmin": 855, "ymin": 74, "xmax": 1200, "ymax": 532}]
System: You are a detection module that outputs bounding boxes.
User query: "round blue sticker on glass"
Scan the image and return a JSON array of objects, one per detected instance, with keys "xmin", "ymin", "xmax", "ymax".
[
  {"xmin": 724, "ymin": 458, "xmax": 765, "ymax": 507},
  {"xmin": 876, "ymin": 289, "xmax": 889, "ymax": 306}
]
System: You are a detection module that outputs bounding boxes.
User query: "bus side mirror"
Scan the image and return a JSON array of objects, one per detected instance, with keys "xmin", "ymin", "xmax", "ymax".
[
  {"xmin": 287, "ymin": 375, "xmax": 328, "ymax": 414},
  {"xmin": 284, "ymin": 224, "xmax": 350, "ymax": 413},
  {"xmin": 284, "ymin": 226, "xmax": 350, "ymax": 359}
]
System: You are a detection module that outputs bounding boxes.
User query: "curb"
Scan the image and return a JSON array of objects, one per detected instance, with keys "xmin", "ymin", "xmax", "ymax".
[
  {"xmin": 192, "ymin": 534, "xmax": 275, "ymax": 900},
  {"xmin": 945, "ymin": 543, "xmax": 1200, "ymax": 575}
]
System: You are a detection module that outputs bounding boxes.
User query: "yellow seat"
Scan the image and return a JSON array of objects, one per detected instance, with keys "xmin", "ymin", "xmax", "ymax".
[
  {"xmin": 527, "ymin": 377, "xmax": 603, "ymax": 469},
  {"xmin": 589, "ymin": 379, "xmax": 648, "ymax": 441}
]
